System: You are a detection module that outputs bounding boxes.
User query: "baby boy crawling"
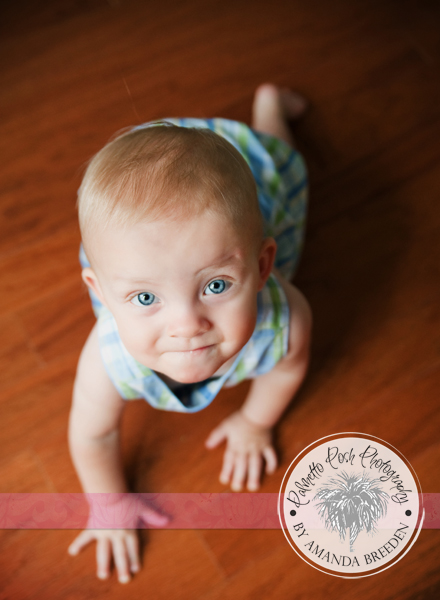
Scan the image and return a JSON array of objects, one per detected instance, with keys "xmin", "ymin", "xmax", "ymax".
[{"xmin": 68, "ymin": 84, "xmax": 312, "ymax": 582}]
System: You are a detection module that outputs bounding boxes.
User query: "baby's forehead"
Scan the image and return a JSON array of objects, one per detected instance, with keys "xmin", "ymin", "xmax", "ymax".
[{"xmin": 89, "ymin": 212, "xmax": 259, "ymax": 278}]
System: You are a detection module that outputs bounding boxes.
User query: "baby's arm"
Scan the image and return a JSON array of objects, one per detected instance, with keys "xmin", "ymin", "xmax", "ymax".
[
  {"xmin": 68, "ymin": 324, "xmax": 167, "ymax": 583},
  {"xmin": 205, "ymin": 270, "xmax": 312, "ymax": 491}
]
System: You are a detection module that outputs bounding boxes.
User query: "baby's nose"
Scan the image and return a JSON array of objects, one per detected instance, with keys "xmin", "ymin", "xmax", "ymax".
[{"xmin": 167, "ymin": 305, "xmax": 211, "ymax": 338}]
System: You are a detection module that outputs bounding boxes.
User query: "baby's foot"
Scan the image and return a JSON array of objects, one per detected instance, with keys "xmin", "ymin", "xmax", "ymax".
[
  {"xmin": 252, "ymin": 83, "xmax": 307, "ymax": 145},
  {"xmin": 254, "ymin": 83, "xmax": 307, "ymax": 120}
]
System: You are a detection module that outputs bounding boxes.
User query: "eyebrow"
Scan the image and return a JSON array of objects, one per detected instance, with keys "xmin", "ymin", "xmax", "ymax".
[
  {"xmin": 113, "ymin": 253, "xmax": 244, "ymax": 285},
  {"xmin": 194, "ymin": 253, "xmax": 244, "ymax": 276}
]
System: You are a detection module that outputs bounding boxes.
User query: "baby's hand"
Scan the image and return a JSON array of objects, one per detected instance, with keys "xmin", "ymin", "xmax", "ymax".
[
  {"xmin": 205, "ymin": 411, "xmax": 277, "ymax": 491},
  {"xmin": 68, "ymin": 495, "xmax": 168, "ymax": 583}
]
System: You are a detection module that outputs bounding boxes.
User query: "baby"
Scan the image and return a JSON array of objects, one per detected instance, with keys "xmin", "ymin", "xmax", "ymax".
[{"xmin": 67, "ymin": 84, "xmax": 312, "ymax": 583}]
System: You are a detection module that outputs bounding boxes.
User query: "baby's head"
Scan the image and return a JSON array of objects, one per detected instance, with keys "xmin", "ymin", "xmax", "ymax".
[
  {"xmin": 78, "ymin": 124, "xmax": 277, "ymax": 383},
  {"xmin": 78, "ymin": 123, "xmax": 264, "ymax": 257}
]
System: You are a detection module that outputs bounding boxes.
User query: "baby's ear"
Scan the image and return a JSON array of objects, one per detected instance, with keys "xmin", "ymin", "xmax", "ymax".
[
  {"xmin": 81, "ymin": 267, "xmax": 107, "ymax": 307},
  {"xmin": 257, "ymin": 237, "xmax": 277, "ymax": 291}
]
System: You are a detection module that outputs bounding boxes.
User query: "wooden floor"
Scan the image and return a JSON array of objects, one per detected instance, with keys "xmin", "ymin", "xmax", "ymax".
[{"xmin": 1, "ymin": 0, "xmax": 440, "ymax": 597}]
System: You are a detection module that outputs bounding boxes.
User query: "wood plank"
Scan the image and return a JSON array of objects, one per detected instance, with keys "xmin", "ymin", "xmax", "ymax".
[
  {"xmin": 18, "ymin": 280, "xmax": 94, "ymax": 365},
  {"xmin": 0, "ymin": 314, "xmax": 42, "ymax": 392}
]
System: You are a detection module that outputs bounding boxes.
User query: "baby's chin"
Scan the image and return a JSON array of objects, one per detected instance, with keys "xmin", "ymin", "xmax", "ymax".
[
  {"xmin": 160, "ymin": 363, "xmax": 222, "ymax": 385},
  {"xmin": 157, "ymin": 351, "xmax": 233, "ymax": 384}
]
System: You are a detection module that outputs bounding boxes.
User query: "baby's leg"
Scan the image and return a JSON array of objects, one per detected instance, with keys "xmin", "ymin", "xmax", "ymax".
[{"xmin": 251, "ymin": 83, "xmax": 307, "ymax": 148}]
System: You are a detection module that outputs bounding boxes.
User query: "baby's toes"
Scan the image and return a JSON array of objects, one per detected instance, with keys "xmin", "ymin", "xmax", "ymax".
[{"xmin": 280, "ymin": 88, "xmax": 308, "ymax": 119}]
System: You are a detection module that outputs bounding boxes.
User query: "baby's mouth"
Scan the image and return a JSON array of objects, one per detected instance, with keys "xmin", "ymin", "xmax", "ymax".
[
  {"xmin": 167, "ymin": 344, "xmax": 216, "ymax": 356},
  {"xmin": 178, "ymin": 345, "xmax": 213, "ymax": 353}
]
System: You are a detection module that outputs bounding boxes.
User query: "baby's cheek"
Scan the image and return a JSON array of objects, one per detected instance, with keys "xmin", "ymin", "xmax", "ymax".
[
  {"xmin": 223, "ymin": 304, "xmax": 257, "ymax": 345},
  {"xmin": 116, "ymin": 319, "xmax": 157, "ymax": 357}
]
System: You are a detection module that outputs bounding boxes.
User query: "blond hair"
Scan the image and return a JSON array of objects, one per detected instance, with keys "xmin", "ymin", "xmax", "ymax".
[{"xmin": 77, "ymin": 123, "xmax": 263, "ymax": 252}]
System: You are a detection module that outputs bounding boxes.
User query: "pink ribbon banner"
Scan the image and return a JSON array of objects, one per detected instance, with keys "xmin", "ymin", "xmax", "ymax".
[{"xmin": 0, "ymin": 493, "xmax": 438, "ymax": 529}]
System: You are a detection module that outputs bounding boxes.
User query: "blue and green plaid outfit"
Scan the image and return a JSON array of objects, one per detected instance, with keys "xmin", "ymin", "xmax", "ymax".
[{"xmin": 80, "ymin": 118, "xmax": 308, "ymax": 413}]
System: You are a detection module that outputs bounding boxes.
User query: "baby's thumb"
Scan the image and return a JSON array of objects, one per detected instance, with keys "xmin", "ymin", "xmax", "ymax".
[
  {"xmin": 205, "ymin": 425, "xmax": 226, "ymax": 449},
  {"xmin": 140, "ymin": 506, "xmax": 169, "ymax": 528}
]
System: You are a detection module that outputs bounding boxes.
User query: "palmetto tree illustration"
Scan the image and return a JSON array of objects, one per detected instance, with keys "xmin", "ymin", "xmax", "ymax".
[{"xmin": 313, "ymin": 471, "xmax": 389, "ymax": 552}]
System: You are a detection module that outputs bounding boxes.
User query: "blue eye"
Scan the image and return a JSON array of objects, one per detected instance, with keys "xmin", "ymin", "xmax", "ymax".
[
  {"xmin": 205, "ymin": 279, "xmax": 227, "ymax": 295},
  {"xmin": 131, "ymin": 292, "xmax": 157, "ymax": 306}
]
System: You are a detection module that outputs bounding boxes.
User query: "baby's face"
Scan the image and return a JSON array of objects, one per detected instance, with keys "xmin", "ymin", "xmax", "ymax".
[{"xmin": 84, "ymin": 210, "xmax": 275, "ymax": 384}]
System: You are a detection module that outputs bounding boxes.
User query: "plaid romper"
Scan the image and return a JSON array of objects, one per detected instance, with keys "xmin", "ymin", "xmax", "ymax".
[{"xmin": 80, "ymin": 118, "xmax": 308, "ymax": 413}]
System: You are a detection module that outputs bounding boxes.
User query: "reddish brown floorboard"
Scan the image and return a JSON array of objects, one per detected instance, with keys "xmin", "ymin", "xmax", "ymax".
[{"xmin": 1, "ymin": 0, "xmax": 440, "ymax": 598}]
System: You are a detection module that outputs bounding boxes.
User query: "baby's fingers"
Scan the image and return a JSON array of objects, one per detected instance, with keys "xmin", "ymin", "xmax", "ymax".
[
  {"xmin": 205, "ymin": 424, "xmax": 227, "ymax": 449},
  {"xmin": 231, "ymin": 454, "xmax": 247, "ymax": 491},
  {"xmin": 126, "ymin": 533, "xmax": 140, "ymax": 574},
  {"xmin": 219, "ymin": 448, "xmax": 235, "ymax": 485},
  {"xmin": 247, "ymin": 453, "xmax": 263, "ymax": 491},
  {"xmin": 263, "ymin": 446, "xmax": 277, "ymax": 474},
  {"xmin": 112, "ymin": 536, "xmax": 131, "ymax": 584},
  {"xmin": 68, "ymin": 529, "xmax": 95, "ymax": 556},
  {"xmin": 96, "ymin": 536, "xmax": 112, "ymax": 580}
]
